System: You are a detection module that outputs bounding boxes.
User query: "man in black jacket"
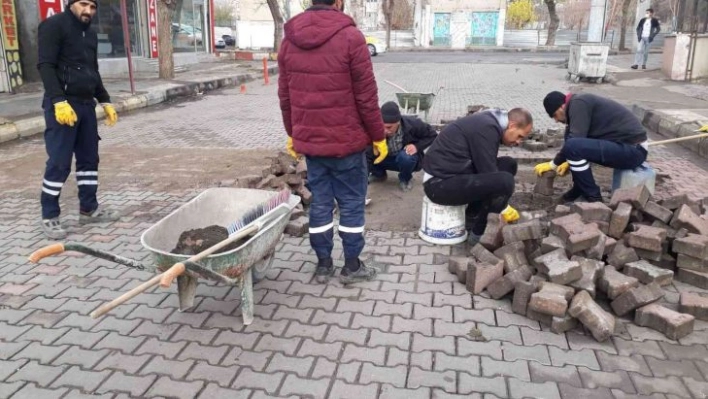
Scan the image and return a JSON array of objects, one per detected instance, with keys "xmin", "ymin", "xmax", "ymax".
[
  {"xmin": 423, "ymin": 108, "xmax": 531, "ymax": 245},
  {"xmin": 632, "ymin": 8, "xmax": 660, "ymax": 70},
  {"xmin": 535, "ymin": 91, "xmax": 648, "ymax": 203},
  {"xmin": 37, "ymin": 0, "xmax": 119, "ymax": 239},
  {"xmin": 368, "ymin": 102, "xmax": 438, "ymax": 192}
]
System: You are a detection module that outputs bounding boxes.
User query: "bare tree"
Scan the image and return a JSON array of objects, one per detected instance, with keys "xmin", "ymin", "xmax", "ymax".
[
  {"xmin": 267, "ymin": 0, "xmax": 285, "ymax": 51},
  {"xmin": 619, "ymin": 0, "xmax": 634, "ymax": 50},
  {"xmin": 158, "ymin": 0, "xmax": 178, "ymax": 79},
  {"xmin": 383, "ymin": 0, "xmax": 394, "ymax": 49},
  {"xmin": 544, "ymin": 0, "xmax": 561, "ymax": 45}
]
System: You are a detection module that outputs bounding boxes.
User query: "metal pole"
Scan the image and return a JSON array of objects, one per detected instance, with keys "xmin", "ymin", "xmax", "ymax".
[{"xmin": 120, "ymin": 0, "xmax": 136, "ymax": 94}]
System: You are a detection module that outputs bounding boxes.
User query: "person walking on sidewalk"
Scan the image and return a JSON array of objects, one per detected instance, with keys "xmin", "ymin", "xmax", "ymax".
[
  {"xmin": 422, "ymin": 108, "xmax": 530, "ymax": 246},
  {"xmin": 37, "ymin": 0, "xmax": 120, "ymax": 239},
  {"xmin": 535, "ymin": 91, "xmax": 648, "ymax": 203},
  {"xmin": 631, "ymin": 8, "xmax": 660, "ymax": 70},
  {"xmin": 278, "ymin": 0, "xmax": 387, "ymax": 284},
  {"xmin": 367, "ymin": 102, "xmax": 437, "ymax": 192}
]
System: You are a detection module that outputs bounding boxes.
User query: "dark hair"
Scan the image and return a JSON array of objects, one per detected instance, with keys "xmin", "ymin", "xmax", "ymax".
[
  {"xmin": 646, "ymin": 8, "xmax": 654, "ymax": 13},
  {"xmin": 312, "ymin": 0, "xmax": 336, "ymax": 5},
  {"xmin": 509, "ymin": 108, "xmax": 533, "ymax": 127}
]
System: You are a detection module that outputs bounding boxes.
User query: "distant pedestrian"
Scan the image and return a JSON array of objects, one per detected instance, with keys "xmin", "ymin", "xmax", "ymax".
[
  {"xmin": 37, "ymin": 0, "xmax": 120, "ymax": 239},
  {"xmin": 631, "ymin": 8, "xmax": 660, "ymax": 70},
  {"xmin": 278, "ymin": 0, "xmax": 387, "ymax": 284}
]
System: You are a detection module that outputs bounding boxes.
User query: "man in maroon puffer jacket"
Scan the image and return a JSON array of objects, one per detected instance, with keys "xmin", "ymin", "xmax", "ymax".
[{"xmin": 278, "ymin": 0, "xmax": 387, "ymax": 284}]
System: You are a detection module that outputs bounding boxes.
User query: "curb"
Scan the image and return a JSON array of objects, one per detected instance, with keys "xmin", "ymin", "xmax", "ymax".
[
  {"xmin": 632, "ymin": 104, "xmax": 708, "ymax": 159},
  {"xmin": 388, "ymin": 46, "xmax": 569, "ymax": 53},
  {"xmin": 0, "ymin": 66, "xmax": 279, "ymax": 145}
]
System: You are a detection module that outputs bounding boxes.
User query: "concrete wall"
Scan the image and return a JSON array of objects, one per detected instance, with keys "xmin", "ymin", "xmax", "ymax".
[
  {"xmin": 236, "ymin": 20, "xmax": 275, "ymax": 49},
  {"xmin": 662, "ymin": 34, "xmax": 708, "ymax": 81},
  {"xmin": 16, "ymin": 0, "xmax": 40, "ymax": 82},
  {"xmin": 432, "ymin": 0, "xmax": 505, "ymax": 13}
]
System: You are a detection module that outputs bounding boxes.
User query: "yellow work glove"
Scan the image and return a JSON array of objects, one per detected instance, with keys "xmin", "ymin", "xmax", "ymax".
[
  {"xmin": 556, "ymin": 162, "xmax": 570, "ymax": 177},
  {"xmin": 101, "ymin": 103, "xmax": 118, "ymax": 127},
  {"xmin": 286, "ymin": 137, "xmax": 299, "ymax": 159},
  {"xmin": 534, "ymin": 161, "xmax": 557, "ymax": 177},
  {"xmin": 699, "ymin": 125, "xmax": 708, "ymax": 133},
  {"xmin": 501, "ymin": 205, "xmax": 520, "ymax": 223},
  {"xmin": 372, "ymin": 140, "xmax": 388, "ymax": 164},
  {"xmin": 54, "ymin": 101, "xmax": 78, "ymax": 127}
]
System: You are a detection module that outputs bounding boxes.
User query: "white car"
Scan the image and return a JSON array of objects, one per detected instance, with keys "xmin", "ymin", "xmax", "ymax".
[
  {"xmin": 215, "ymin": 37, "xmax": 226, "ymax": 49},
  {"xmin": 365, "ymin": 36, "xmax": 386, "ymax": 56}
]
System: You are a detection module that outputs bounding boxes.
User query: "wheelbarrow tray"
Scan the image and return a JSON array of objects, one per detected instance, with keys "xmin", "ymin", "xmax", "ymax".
[
  {"xmin": 395, "ymin": 92, "xmax": 436, "ymax": 112},
  {"xmin": 140, "ymin": 187, "xmax": 301, "ymax": 278}
]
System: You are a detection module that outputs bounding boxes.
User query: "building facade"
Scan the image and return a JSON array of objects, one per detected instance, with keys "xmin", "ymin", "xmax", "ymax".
[{"xmin": 418, "ymin": 0, "xmax": 507, "ymax": 48}]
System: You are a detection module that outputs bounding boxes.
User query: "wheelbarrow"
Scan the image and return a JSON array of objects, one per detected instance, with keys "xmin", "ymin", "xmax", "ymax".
[
  {"xmin": 28, "ymin": 188, "xmax": 301, "ymax": 326},
  {"xmin": 395, "ymin": 92, "xmax": 437, "ymax": 122}
]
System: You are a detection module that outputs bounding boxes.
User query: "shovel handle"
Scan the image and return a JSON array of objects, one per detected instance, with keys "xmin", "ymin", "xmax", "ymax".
[
  {"xmin": 28, "ymin": 243, "xmax": 66, "ymax": 263},
  {"xmin": 159, "ymin": 263, "xmax": 186, "ymax": 288},
  {"xmin": 90, "ymin": 274, "xmax": 163, "ymax": 319}
]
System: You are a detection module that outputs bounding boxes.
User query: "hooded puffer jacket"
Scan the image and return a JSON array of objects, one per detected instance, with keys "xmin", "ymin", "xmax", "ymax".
[{"xmin": 277, "ymin": 5, "xmax": 384, "ymax": 158}]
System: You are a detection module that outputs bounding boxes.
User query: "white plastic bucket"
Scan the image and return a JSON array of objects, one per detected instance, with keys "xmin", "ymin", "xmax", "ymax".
[
  {"xmin": 418, "ymin": 195, "xmax": 468, "ymax": 245},
  {"xmin": 612, "ymin": 162, "xmax": 656, "ymax": 195}
]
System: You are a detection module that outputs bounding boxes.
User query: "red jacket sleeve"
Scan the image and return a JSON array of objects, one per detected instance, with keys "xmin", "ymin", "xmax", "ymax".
[
  {"xmin": 277, "ymin": 41, "xmax": 292, "ymax": 137},
  {"xmin": 348, "ymin": 30, "xmax": 385, "ymax": 143}
]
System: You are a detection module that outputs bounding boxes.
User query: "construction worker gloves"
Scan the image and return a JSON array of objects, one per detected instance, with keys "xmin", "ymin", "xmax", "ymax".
[
  {"xmin": 286, "ymin": 137, "xmax": 299, "ymax": 159},
  {"xmin": 699, "ymin": 125, "xmax": 708, "ymax": 133},
  {"xmin": 53, "ymin": 101, "xmax": 118, "ymax": 127},
  {"xmin": 534, "ymin": 160, "xmax": 570, "ymax": 177},
  {"xmin": 286, "ymin": 138, "xmax": 389, "ymax": 164}
]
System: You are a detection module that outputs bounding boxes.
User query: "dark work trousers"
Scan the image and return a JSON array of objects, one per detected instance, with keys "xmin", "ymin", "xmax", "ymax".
[
  {"xmin": 41, "ymin": 97, "xmax": 100, "ymax": 220},
  {"xmin": 561, "ymin": 138, "xmax": 647, "ymax": 201},
  {"xmin": 306, "ymin": 151, "xmax": 368, "ymax": 262},
  {"xmin": 423, "ymin": 157, "xmax": 517, "ymax": 236},
  {"xmin": 370, "ymin": 151, "xmax": 419, "ymax": 183}
]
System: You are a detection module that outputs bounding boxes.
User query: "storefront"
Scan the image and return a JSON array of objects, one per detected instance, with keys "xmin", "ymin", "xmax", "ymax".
[{"xmin": 1, "ymin": 0, "xmax": 23, "ymax": 93}]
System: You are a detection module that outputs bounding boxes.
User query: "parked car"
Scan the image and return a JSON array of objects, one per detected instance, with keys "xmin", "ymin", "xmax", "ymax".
[
  {"xmin": 215, "ymin": 37, "xmax": 226, "ymax": 49},
  {"xmin": 222, "ymin": 34, "xmax": 236, "ymax": 46},
  {"xmin": 365, "ymin": 35, "xmax": 386, "ymax": 56}
]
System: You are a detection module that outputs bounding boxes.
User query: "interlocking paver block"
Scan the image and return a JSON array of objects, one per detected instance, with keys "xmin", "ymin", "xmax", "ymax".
[
  {"xmin": 598, "ymin": 266, "xmax": 639, "ymax": 300},
  {"xmin": 607, "ymin": 242, "xmax": 639, "ymax": 269},
  {"xmin": 7, "ymin": 360, "xmax": 67, "ymax": 387},
  {"xmin": 610, "ymin": 185, "xmax": 650, "ymax": 209},
  {"xmin": 629, "ymin": 374, "xmax": 691, "ymax": 397},
  {"xmin": 280, "ymin": 374, "xmax": 330, "ymax": 398},
  {"xmin": 254, "ymin": 334, "xmax": 300, "ymax": 355},
  {"xmin": 572, "ymin": 202, "xmax": 613, "ymax": 223},
  {"xmin": 360, "ymin": 363, "xmax": 407, "ymax": 387},
  {"xmin": 198, "ymin": 382, "xmax": 251, "ymax": 399},
  {"xmin": 146, "ymin": 376, "xmax": 204, "ymax": 399},
  {"xmin": 487, "ymin": 265, "xmax": 533, "ymax": 299},
  {"xmin": 465, "ymin": 259, "xmax": 504, "ymax": 295},
  {"xmin": 611, "ymin": 282, "xmax": 664, "ymax": 317},
  {"xmin": 330, "ymin": 381, "xmax": 380, "ymax": 399},
  {"xmin": 578, "ymin": 368, "xmax": 635, "ymax": 393},
  {"xmin": 609, "ymin": 202, "xmax": 632, "ymax": 239},
  {"xmin": 469, "ymin": 243, "xmax": 502, "ymax": 264},
  {"xmin": 623, "ymin": 260, "xmax": 674, "ymax": 286},
  {"xmin": 141, "ymin": 356, "xmax": 194, "ymax": 379},
  {"xmin": 626, "ymin": 225, "xmax": 667, "ymax": 252},
  {"xmin": 458, "ymin": 374, "xmax": 506, "ymax": 396},
  {"xmin": 558, "ymin": 383, "xmax": 613, "ymax": 399},
  {"xmin": 673, "ymin": 233, "xmax": 708, "ymax": 259},
  {"xmin": 569, "ymin": 291, "xmax": 615, "ymax": 342},
  {"xmin": 50, "ymin": 366, "xmax": 111, "ymax": 392},
  {"xmin": 231, "ymin": 369, "xmax": 284, "ymax": 394},
  {"xmin": 508, "ymin": 378, "xmax": 561, "ymax": 399},
  {"xmin": 493, "ymin": 241, "xmax": 528, "ymax": 273},
  {"xmin": 635, "ymin": 303, "xmax": 695, "ymax": 340},
  {"xmin": 479, "ymin": 213, "xmax": 505, "ymax": 251},
  {"xmin": 502, "ymin": 220, "xmax": 546, "ymax": 243},
  {"xmin": 512, "ymin": 280, "xmax": 537, "ymax": 315},
  {"xmin": 407, "ymin": 367, "xmax": 455, "ymax": 391},
  {"xmin": 178, "ymin": 342, "xmax": 229, "ymax": 365},
  {"xmin": 642, "ymin": 201, "xmax": 674, "ymax": 223},
  {"xmin": 679, "ymin": 292, "xmax": 708, "ymax": 321},
  {"xmin": 670, "ymin": 204, "xmax": 708, "ymax": 235},
  {"xmin": 51, "ymin": 346, "xmax": 110, "ymax": 369},
  {"xmin": 677, "ymin": 268, "xmax": 708, "ymax": 289},
  {"xmin": 5, "ymin": 383, "xmax": 67, "ymax": 399}
]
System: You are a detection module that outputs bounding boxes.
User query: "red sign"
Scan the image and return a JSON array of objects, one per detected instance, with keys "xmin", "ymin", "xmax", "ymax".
[
  {"xmin": 38, "ymin": 0, "xmax": 63, "ymax": 21},
  {"xmin": 148, "ymin": 0, "xmax": 158, "ymax": 58}
]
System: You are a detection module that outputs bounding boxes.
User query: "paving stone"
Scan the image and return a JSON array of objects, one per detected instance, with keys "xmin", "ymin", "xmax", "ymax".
[
  {"xmin": 623, "ymin": 260, "xmax": 674, "ymax": 287},
  {"xmin": 595, "ymin": 351, "xmax": 650, "ymax": 376},
  {"xmin": 572, "ymin": 202, "xmax": 613, "ymax": 223},
  {"xmin": 50, "ymin": 365, "xmax": 111, "ymax": 392},
  {"xmin": 529, "ymin": 363, "xmax": 582, "ymax": 388},
  {"xmin": 197, "ymin": 382, "xmax": 251, "ymax": 398},
  {"xmin": 569, "ymin": 291, "xmax": 616, "ymax": 342},
  {"xmin": 558, "ymin": 383, "xmax": 613, "ymax": 399},
  {"xmin": 677, "ymin": 268, "xmax": 708, "ymax": 289},
  {"xmin": 609, "ymin": 202, "xmax": 633, "ymax": 239},
  {"xmin": 578, "ymin": 367, "xmax": 635, "ymax": 393},
  {"xmin": 412, "ymin": 334, "xmax": 455, "ymax": 354},
  {"xmin": 93, "ymin": 332, "xmax": 145, "ymax": 354},
  {"xmin": 683, "ymin": 377, "xmax": 708, "ymax": 399},
  {"xmin": 6, "ymin": 383, "xmax": 68, "ymax": 399},
  {"xmin": 670, "ymin": 204, "xmax": 708, "ymax": 235},
  {"xmin": 406, "ymin": 367, "xmax": 456, "ymax": 391},
  {"xmin": 626, "ymin": 225, "xmax": 667, "ymax": 252},
  {"xmin": 458, "ymin": 340, "xmax": 502, "ymax": 360},
  {"xmin": 551, "ymin": 314, "xmax": 579, "ymax": 334},
  {"xmin": 493, "ymin": 242, "xmax": 529, "ymax": 273},
  {"xmin": 466, "ymin": 260, "xmax": 504, "ymax": 295},
  {"xmin": 487, "ymin": 265, "xmax": 533, "ymax": 299},
  {"xmin": 642, "ymin": 201, "xmax": 674, "ymax": 224},
  {"xmin": 178, "ymin": 342, "xmax": 229, "ymax": 365},
  {"xmin": 279, "ymin": 374, "xmax": 330, "ymax": 398},
  {"xmin": 659, "ymin": 342, "xmax": 708, "ymax": 361},
  {"xmin": 598, "ymin": 266, "xmax": 640, "ymax": 300},
  {"xmin": 630, "ymin": 374, "xmax": 691, "ymax": 397},
  {"xmin": 520, "ymin": 326, "xmax": 569, "ymax": 349},
  {"xmin": 381, "ymin": 384, "xmax": 431, "ymax": 399},
  {"xmin": 679, "ymin": 292, "xmax": 708, "ymax": 321},
  {"xmin": 508, "ymin": 378, "xmax": 561, "ymax": 399},
  {"xmin": 568, "ymin": 257, "xmax": 603, "ymax": 298},
  {"xmin": 501, "ymin": 342, "xmax": 551, "ymax": 364},
  {"xmin": 645, "ymin": 357, "xmax": 703, "ymax": 380},
  {"xmin": 611, "ymin": 282, "xmax": 665, "ymax": 317},
  {"xmin": 529, "ymin": 289, "xmax": 568, "ymax": 317},
  {"xmin": 391, "ymin": 316, "xmax": 431, "ymax": 335},
  {"xmin": 94, "ymin": 352, "xmax": 152, "ymax": 374},
  {"xmin": 610, "ymin": 185, "xmax": 650, "ymax": 210},
  {"xmin": 232, "ymin": 369, "xmax": 285, "ymax": 394},
  {"xmin": 607, "ymin": 242, "xmax": 640, "ymax": 269},
  {"xmin": 135, "ymin": 337, "xmax": 186, "ymax": 359},
  {"xmin": 458, "ymin": 375, "xmax": 507, "ymax": 397},
  {"xmin": 265, "ymin": 353, "xmax": 314, "ymax": 378},
  {"xmin": 676, "ymin": 253, "xmax": 708, "ymax": 272},
  {"xmin": 368, "ymin": 329, "xmax": 411, "ymax": 349},
  {"xmin": 6, "ymin": 360, "xmax": 66, "ymax": 387},
  {"xmin": 480, "ymin": 213, "xmax": 505, "ymax": 251},
  {"xmin": 146, "ymin": 376, "xmax": 204, "ymax": 399},
  {"xmin": 51, "ymin": 346, "xmax": 110, "ymax": 369},
  {"xmin": 12, "ymin": 342, "xmax": 68, "ymax": 364},
  {"xmin": 360, "ymin": 363, "xmax": 407, "ymax": 387},
  {"xmin": 673, "ymin": 233, "xmax": 708, "ymax": 259},
  {"xmin": 254, "ymin": 334, "xmax": 300, "ymax": 356},
  {"xmin": 329, "ymin": 380, "xmax": 380, "ymax": 399},
  {"xmin": 612, "ymin": 337, "xmax": 665, "ymax": 359},
  {"xmin": 141, "ymin": 356, "xmax": 194, "ymax": 379},
  {"xmin": 512, "ymin": 280, "xmax": 538, "ymax": 316},
  {"xmin": 635, "ymin": 303, "xmax": 695, "ymax": 340},
  {"xmin": 284, "ymin": 320, "xmax": 328, "ymax": 340}
]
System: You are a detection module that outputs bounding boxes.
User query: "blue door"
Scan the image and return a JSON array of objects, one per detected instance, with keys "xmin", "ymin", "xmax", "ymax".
[
  {"xmin": 470, "ymin": 12, "xmax": 498, "ymax": 46},
  {"xmin": 433, "ymin": 13, "xmax": 451, "ymax": 47}
]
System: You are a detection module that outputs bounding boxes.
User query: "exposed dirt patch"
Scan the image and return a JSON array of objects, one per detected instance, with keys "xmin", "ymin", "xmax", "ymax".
[{"xmin": 172, "ymin": 225, "xmax": 245, "ymax": 255}]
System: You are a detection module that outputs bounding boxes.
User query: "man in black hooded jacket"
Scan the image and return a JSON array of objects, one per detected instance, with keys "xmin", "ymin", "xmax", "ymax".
[{"xmin": 37, "ymin": 0, "xmax": 120, "ymax": 239}]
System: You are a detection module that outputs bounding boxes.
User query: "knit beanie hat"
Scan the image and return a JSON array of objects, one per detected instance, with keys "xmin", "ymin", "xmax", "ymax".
[
  {"xmin": 543, "ymin": 91, "xmax": 566, "ymax": 118},
  {"xmin": 381, "ymin": 101, "xmax": 401, "ymax": 123},
  {"xmin": 67, "ymin": 0, "xmax": 98, "ymax": 7}
]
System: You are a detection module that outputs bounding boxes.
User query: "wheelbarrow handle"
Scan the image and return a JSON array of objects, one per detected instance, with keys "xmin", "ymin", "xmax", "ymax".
[
  {"xmin": 91, "ymin": 274, "xmax": 163, "ymax": 319},
  {"xmin": 28, "ymin": 243, "xmax": 66, "ymax": 263}
]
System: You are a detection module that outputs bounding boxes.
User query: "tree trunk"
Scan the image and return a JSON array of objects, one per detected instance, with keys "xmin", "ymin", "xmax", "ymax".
[
  {"xmin": 158, "ymin": 0, "xmax": 177, "ymax": 80},
  {"xmin": 544, "ymin": 0, "xmax": 560, "ymax": 45},
  {"xmin": 383, "ymin": 0, "xmax": 394, "ymax": 49},
  {"xmin": 619, "ymin": 0, "xmax": 632, "ymax": 50},
  {"xmin": 267, "ymin": 0, "xmax": 284, "ymax": 51}
]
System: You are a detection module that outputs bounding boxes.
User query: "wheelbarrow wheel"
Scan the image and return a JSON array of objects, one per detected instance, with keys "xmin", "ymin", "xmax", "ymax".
[{"xmin": 251, "ymin": 254, "xmax": 274, "ymax": 283}]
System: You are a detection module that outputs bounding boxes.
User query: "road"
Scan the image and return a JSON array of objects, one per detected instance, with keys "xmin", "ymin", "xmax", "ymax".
[{"xmin": 372, "ymin": 51, "xmax": 567, "ymax": 65}]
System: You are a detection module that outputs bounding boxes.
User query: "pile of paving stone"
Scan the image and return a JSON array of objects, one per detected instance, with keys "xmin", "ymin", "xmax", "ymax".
[
  {"xmin": 449, "ymin": 183, "xmax": 708, "ymax": 342},
  {"xmin": 521, "ymin": 128, "xmax": 565, "ymax": 152},
  {"xmin": 234, "ymin": 152, "xmax": 310, "ymax": 236}
]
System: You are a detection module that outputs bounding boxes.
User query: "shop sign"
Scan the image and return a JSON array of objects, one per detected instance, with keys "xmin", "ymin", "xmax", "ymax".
[
  {"xmin": 1, "ymin": 0, "xmax": 23, "ymax": 91},
  {"xmin": 148, "ymin": 0, "xmax": 159, "ymax": 58},
  {"xmin": 38, "ymin": 0, "xmax": 63, "ymax": 21}
]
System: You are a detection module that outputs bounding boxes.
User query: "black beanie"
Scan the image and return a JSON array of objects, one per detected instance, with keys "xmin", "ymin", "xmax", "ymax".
[
  {"xmin": 381, "ymin": 101, "xmax": 401, "ymax": 124},
  {"xmin": 543, "ymin": 91, "xmax": 566, "ymax": 118},
  {"xmin": 67, "ymin": 0, "xmax": 98, "ymax": 7}
]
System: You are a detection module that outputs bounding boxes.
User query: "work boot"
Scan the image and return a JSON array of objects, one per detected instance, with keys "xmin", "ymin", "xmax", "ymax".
[
  {"xmin": 399, "ymin": 181, "xmax": 412, "ymax": 192},
  {"xmin": 561, "ymin": 186, "xmax": 583, "ymax": 203},
  {"xmin": 315, "ymin": 257, "xmax": 335, "ymax": 284},
  {"xmin": 631, "ymin": 65, "xmax": 638, "ymax": 69},
  {"xmin": 340, "ymin": 259, "xmax": 377, "ymax": 284},
  {"xmin": 41, "ymin": 218, "xmax": 67, "ymax": 240},
  {"xmin": 368, "ymin": 174, "xmax": 387, "ymax": 183},
  {"xmin": 79, "ymin": 206, "xmax": 120, "ymax": 225}
]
